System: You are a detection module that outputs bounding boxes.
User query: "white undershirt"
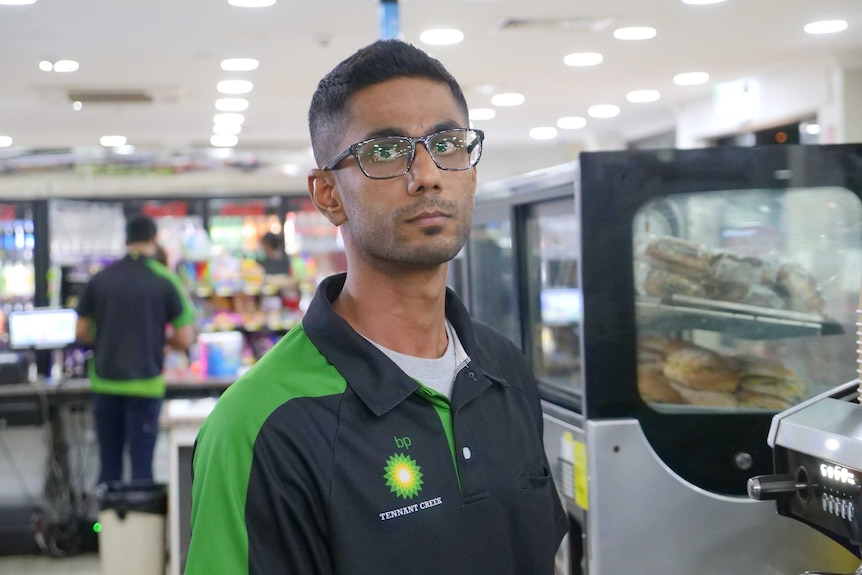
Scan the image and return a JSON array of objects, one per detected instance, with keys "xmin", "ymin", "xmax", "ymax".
[{"xmin": 368, "ymin": 320, "xmax": 460, "ymax": 399}]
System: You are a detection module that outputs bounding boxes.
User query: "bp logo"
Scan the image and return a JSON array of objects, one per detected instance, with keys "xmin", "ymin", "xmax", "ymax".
[{"xmin": 383, "ymin": 453, "xmax": 424, "ymax": 499}]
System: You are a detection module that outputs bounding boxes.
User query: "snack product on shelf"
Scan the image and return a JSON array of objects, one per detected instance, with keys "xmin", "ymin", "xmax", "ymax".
[
  {"xmin": 636, "ymin": 235, "xmax": 826, "ymax": 315},
  {"xmin": 666, "ymin": 381, "xmax": 739, "ymax": 408},
  {"xmin": 638, "ymin": 364, "xmax": 684, "ymax": 404},
  {"xmin": 733, "ymin": 354, "xmax": 809, "ymax": 410},
  {"xmin": 663, "ymin": 347, "xmax": 741, "ymax": 393}
]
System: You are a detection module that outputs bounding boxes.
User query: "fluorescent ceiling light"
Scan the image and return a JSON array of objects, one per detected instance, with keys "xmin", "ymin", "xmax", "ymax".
[
  {"xmin": 469, "ymin": 108, "xmax": 495, "ymax": 121},
  {"xmin": 213, "ymin": 113, "xmax": 245, "ymax": 125},
  {"xmin": 213, "ymin": 123, "xmax": 242, "ymax": 136},
  {"xmin": 211, "ymin": 148, "xmax": 234, "ymax": 159},
  {"xmin": 613, "ymin": 27, "xmax": 657, "ymax": 40},
  {"xmin": 99, "ymin": 135, "xmax": 127, "ymax": 147},
  {"xmin": 228, "ymin": 0, "xmax": 276, "ymax": 7},
  {"xmin": 557, "ymin": 116, "xmax": 586, "ymax": 130},
  {"xmin": 491, "ymin": 92, "xmax": 525, "ymax": 106},
  {"xmin": 0, "ymin": 136, "xmax": 12, "ymax": 148},
  {"xmin": 0, "ymin": 0, "xmax": 38, "ymax": 5},
  {"xmin": 38, "ymin": 60, "xmax": 53, "ymax": 72},
  {"xmin": 217, "ymin": 80, "xmax": 253, "ymax": 94},
  {"xmin": 804, "ymin": 123, "xmax": 822, "ymax": 135},
  {"xmin": 529, "ymin": 127, "xmax": 558, "ymax": 140},
  {"xmin": 588, "ymin": 104, "xmax": 620, "ymax": 119},
  {"xmin": 419, "ymin": 28, "xmax": 464, "ymax": 45},
  {"xmin": 804, "ymin": 20, "xmax": 848, "ymax": 34},
  {"xmin": 211, "ymin": 134, "xmax": 239, "ymax": 147},
  {"xmin": 564, "ymin": 52, "xmax": 603, "ymax": 67},
  {"xmin": 673, "ymin": 71, "xmax": 709, "ymax": 85},
  {"xmin": 53, "ymin": 60, "xmax": 80, "ymax": 72},
  {"xmin": 215, "ymin": 98, "xmax": 249, "ymax": 112},
  {"xmin": 682, "ymin": 0, "xmax": 725, "ymax": 4},
  {"xmin": 220, "ymin": 58, "xmax": 259, "ymax": 71},
  {"xmin": 626, "ymin": 89, "xmax": 660, "ymax": 103}
]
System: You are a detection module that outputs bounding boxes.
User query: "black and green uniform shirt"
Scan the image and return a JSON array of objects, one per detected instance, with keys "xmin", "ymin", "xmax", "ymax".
[
  {"xmin": 188, "ymin": 273, "xmax": 567, "ymax": 574},
  {"xmin": 76, "ymin": 252, "xmax": 196, "ymax": 397}
]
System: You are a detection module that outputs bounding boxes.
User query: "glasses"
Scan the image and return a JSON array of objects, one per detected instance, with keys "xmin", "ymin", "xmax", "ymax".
[{"xmin": 322, "ymin": 128, "xmax": 484, "ymax": 180}]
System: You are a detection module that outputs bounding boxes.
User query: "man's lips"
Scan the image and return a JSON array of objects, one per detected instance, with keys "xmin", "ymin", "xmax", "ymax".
[{"xmin": 406, "ymin": 211, "xmax": 450, "ymax": 224}]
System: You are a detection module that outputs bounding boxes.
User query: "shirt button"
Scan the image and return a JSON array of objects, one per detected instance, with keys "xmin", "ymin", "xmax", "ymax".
[{"xmin": 462, "ymin": 447, "xmax": 472, "ymax": 460}]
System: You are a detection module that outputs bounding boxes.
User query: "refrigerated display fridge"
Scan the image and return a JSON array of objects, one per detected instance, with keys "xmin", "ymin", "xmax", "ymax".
[{"xmin": 464, "ymin": 144, "xmax": 862, "ymax": 574}]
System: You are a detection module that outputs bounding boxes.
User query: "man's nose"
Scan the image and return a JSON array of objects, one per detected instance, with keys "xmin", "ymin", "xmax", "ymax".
[{"xmin": 405, "ymin": 143, "xmax": 443, "ymax": 195}]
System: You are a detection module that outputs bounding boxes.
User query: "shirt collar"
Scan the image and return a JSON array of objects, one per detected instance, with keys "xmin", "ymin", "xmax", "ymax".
[{"xmin": 301, "ymin": 273, "xmax": 504, "ymax": 416}]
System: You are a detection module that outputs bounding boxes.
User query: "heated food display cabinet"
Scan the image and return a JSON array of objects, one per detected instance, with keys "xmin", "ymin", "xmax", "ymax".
[{"xmin": 464, "ymin": 145, "xmax": 862, "ymax": 574}]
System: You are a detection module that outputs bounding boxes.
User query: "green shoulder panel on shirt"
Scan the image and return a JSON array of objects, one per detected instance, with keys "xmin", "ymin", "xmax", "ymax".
[
  {"xmin": 185, "ymin": 324, "xmax": 347, "ymax": 575},
  {"xmin": 144, "ymin": 258, "xmax": 197, "ymax": 327}
]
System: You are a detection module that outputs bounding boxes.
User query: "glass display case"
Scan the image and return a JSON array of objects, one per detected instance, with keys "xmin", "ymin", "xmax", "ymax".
[{"xmin": 467, "ymin": 145, "xmax": 862, "ymax": 574}]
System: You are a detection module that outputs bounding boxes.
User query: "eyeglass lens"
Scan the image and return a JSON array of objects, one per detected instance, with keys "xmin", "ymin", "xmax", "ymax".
[{"xmin": 356, "ymin": 129, "xmax": 481, "ymax": 179}]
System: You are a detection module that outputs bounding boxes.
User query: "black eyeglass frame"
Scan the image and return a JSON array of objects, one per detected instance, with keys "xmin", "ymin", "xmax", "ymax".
[{"xmin": 321, "ymin": 128, "xmax": 485, "ymax": 180}]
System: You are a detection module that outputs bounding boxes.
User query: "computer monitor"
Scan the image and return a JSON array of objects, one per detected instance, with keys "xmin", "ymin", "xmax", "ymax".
[{"xmin": 7, "ymin": 308, "xmax": 78, "ymax": 350}]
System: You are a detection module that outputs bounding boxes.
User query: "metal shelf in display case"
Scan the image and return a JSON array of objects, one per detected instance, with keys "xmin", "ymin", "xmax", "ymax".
[{"xmin": 636, "ymin": 294, "xmax": 844, "ymax": 339}]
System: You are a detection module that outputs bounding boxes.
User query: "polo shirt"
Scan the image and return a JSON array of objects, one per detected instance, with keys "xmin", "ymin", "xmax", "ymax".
[
  {"xmin": 187, "ymin": 273, "xmax": 567, "ymax": 574},
  {"xmin": 76, "ymin": 252, "xmax": 196, "ymax": 397}
]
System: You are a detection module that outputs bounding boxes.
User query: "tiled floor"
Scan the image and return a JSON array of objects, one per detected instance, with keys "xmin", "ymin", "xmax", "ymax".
[{"xmin": 0, "ymin": 553, "xmax": 101, "ymax": 574}]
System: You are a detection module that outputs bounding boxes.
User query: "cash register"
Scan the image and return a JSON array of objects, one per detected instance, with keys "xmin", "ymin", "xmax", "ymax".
[
  {"xmin": 2, "ymin": 308, "xmax": 78, "ymax": 383},
  {"xmin": 748, "ymin": 378, "xmax": 862, "ymax": 575}
]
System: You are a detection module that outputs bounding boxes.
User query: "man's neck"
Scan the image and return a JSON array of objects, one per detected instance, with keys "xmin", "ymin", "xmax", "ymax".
[
  {"xmin": 127, "ymin": 242, "xmax": 157, "ymax": 257},
  {"xmin": 333, "ymin": 267, "xmax": 450, "ymax": 359}
]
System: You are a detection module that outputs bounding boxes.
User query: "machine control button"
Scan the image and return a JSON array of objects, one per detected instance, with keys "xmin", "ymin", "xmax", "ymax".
[
  {"xmin": 822, "ymin": 494, "xmax": 828, "ymax": 512},
  {"xmin": 462, "ymin": 447, "xmax": 472, "ymax": 460},
  {"xmin": 850, "ymin": 504, "xmax": 855, "ymax": 522}
]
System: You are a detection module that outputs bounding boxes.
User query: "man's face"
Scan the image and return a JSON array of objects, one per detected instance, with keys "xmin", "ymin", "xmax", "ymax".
[{"xmin": 329, "ymin": 76, "xmax": 477, "ymax": 269}]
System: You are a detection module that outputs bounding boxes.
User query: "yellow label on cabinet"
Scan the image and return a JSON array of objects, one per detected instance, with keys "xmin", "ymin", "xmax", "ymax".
[{"xmin": 573, "ymin": 440, "xmax": 588, "ymax": 511}]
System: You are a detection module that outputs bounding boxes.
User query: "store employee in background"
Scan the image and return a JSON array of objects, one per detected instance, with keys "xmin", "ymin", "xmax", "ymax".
[
  {"xmin": 76, "ymin": 214, "xmax": 196, "ymax": 483},
  {"xmin": 188, "ymin": 40, "xmax": 567, "ymax": 574},
  {"xmin": 259, "ymin": 230, "xmax": 290, "ymax": 276}
]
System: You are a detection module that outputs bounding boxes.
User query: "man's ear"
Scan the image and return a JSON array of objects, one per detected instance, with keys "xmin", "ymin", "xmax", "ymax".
[{"xmin": 308, "ymin": 169, "xmax": 347, "ymax": 226}]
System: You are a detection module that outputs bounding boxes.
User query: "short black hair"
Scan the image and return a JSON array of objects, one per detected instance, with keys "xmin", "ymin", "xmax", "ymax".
[
  {"xmin": 125, "ymin": 214, "xmax": 158, "ymax": 245},
  {"xmin": 261, "ymin": 231, "xmax": 282, "ymax": 250},
  {"xmin": 308, "ymin": 39, "xmax": 469, "ymax": 166}
]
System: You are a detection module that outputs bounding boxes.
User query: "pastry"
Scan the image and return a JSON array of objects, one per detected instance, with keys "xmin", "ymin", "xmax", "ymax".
[{"xmin": 663, "ymin": 347, "xmax": 741, "ymax": 393}]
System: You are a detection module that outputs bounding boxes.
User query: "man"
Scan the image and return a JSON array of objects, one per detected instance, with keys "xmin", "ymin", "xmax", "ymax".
[
  {"xmin": 258, "ymin": 230, "xmax": 290, "ymax": 276},
  {"xmin": 187, "ymin": 40, "xmax": 567, "ymax": 574},
  {"xmin": 76, "ymin": 214, "xmax": 195, "ymax": 483}
]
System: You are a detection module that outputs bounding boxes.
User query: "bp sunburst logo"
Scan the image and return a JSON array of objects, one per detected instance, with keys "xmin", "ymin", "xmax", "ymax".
[{"xmin": 383, "ymin": 453, "xmax": 424, "ymax": 499}]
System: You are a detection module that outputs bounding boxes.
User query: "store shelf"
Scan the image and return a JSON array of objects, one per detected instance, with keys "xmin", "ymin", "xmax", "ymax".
[{"xmin": 636, "ymin": 295, "xmax": 843, "ymax": 339}]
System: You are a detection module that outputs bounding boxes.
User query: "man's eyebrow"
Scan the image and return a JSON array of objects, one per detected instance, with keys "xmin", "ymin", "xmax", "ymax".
[{"xmin": 361, "ymin": 120, "xmax": 465, "ymax": 141}]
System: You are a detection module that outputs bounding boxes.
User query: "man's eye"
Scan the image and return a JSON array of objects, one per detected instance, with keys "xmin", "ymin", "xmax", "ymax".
[
  {"xmin": 433, "ymin": 138, "xmax": 462, "ymax": 155},
  {"xmin": 365, "ymin": 143, "xmax": 404, "ymax": 163}
]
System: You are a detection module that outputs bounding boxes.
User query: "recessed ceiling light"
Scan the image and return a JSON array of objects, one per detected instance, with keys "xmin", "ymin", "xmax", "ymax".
[
  {"xmin": 211, "ymin": 134, "xmax": 239, "ymax": 147},
  {"xmin": 529, "ymin": 127, "xmax": 558, "ymax": 140},
  {"xmin": 53, "ymin": 60, "xmax": 80, "ymax": 73},
  {"xmin": 38, "ymin": 60, "xmax": 53, "ymax": 72},
  {"xmin": 0, "ymin": 0, "xmax": 38, "ymax": 5},
  {"xmin": 557, "ymin": 116, "xmax": 586, "ymax": 130},
  {"xmin": 213, "ymin": 113, "xmax": 245, "ymax": 125},
  {"xmin": 588, "ymin": 104, "xmax": 621, "ymax": 119},
  {"xmin": 114, "ymin": 145, "xmax": 135, "ymax": 155},
  {"xmin": 491, "ymin": 92, "xmax": 525, "ymax": 106},
  {"xmin": 217, "ymin": 80, "xmax": 253, "ymax": 95},
  {"xmin": 72, "ymin": 101, "xmax": 83, "ymax": 111},
  {"xmin": 215, "ymin": 98, "xmax": 250, "ymax": 112},
  {"xmin": 419, "ymin": 28, "xmax": 464, "ymax": 45},
  {"xmin": 682, "ymin": 0, "xmax": 725, "ymax": 4},
  {"xmin": 564, "ymin": 52, "xmax": 603, "ymax": 67},
  {"xmin": 220, "ymin": 58, "xmax": 260, "ymax": 72},
  {"xmin": 673, "ymin": 71, "xmax": 710, "ymax": 85},
  {"xmin": 213, "ymin": 123, "xmax": 242, "ymax": 136},
  {"xmin": 626, "ymin": 90, "xmax": 661, "ymax": 103},
  {"xmin": 99, "ymin": 135, "xmax": 127, "ymax": 147},
  {"xmin": 469, "ymin": 108, "xmax": 496, "ymax": 121},
  {"xmin": 0, "ymin": 136, "xmax": 13, "ymax": 148},
  {"xmin": 613, "ymin": 27, "xmax": 657, "ymax": 40},
  {"xmin": 804, "ymin": 123, "xmax": 822, "ymax": 135},
  {"xmin": 227, "ymin": 0, "xmax": 275, "ymax": 7},
  {"xmin": 804, "ymin": 20, "xmax": 848, "ymax": 34}
]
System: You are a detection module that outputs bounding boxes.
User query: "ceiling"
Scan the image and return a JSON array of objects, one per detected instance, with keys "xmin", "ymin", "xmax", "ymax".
[{"xmin": 1, "ymin": 0, "xmax": 862, "ymax": 179}]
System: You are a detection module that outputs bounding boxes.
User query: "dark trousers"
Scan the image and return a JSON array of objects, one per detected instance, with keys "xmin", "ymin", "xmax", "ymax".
[{"xmin": 92, "ymin": 394, "xmax": 163, "ymax": 484}]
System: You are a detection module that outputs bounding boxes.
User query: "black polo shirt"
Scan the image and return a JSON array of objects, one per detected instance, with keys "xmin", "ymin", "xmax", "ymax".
[
  {"xmin": 76, "ymin": 252, "xmax": 195, "ymax": 397},
  {"xmin": 188, "ymin": 273, "xmax": 567, "ymax": 574}
]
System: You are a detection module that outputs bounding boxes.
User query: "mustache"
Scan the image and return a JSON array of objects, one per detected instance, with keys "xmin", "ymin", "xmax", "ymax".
[{"xmin": 394, "ymin": 198, "xmax": 463, "ymax": 219}]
